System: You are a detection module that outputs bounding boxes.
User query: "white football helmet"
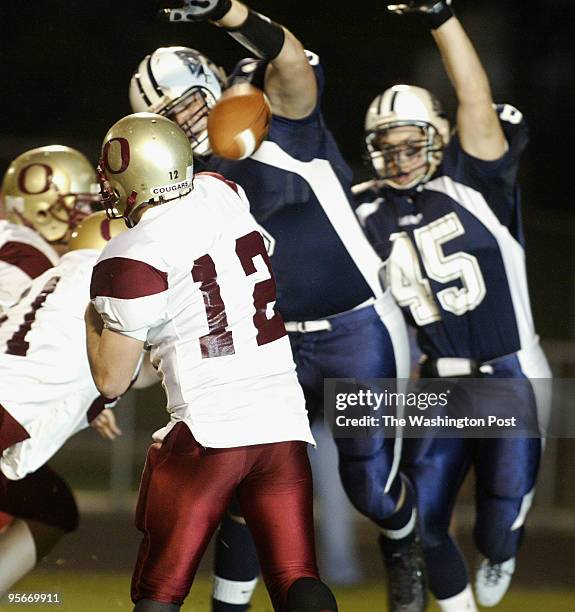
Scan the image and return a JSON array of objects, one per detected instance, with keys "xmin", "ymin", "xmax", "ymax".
[
  {"xmin": 98, "ymin": 112, "xmax": 194, "ymax": 227},
  {"xmin": 365, "ymin": 84, "xmax": 450, "ymax": 190},
  {"xmin": 129, "ymin": 46, "xmax": 225, "ymax": 157},
  {"xmin": 1, "ymin": 145, "xmax": 100, "ymax": 243}
]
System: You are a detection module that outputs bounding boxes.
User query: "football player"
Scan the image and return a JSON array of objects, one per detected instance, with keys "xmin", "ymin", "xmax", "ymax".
[
  {"xmin": 0, "ymin": 146, "xmax": 102, "ymax": 538},
  {"xmin": 353, "ymin": 2, "xmax": 551, "ymax": 610},
  {"xmin": 0, "ymin": 145, "xmax": 100, "ymax": 310},
  {"xmin": 130, "ymin": 2, "xmax": 422, "ymax": 611},
  {"xmin": 87, "ymin": 112, "xmax": 338, "ymax": 612},
  {"xmin": 0, "ymin": 211, "xmax": 128, "ymax": 595}
]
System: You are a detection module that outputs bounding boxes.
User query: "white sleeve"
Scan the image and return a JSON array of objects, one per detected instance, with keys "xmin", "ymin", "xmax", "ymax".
[{"xmin": 90, "ymin": 256, "xmax": 169, "ymax": 342}]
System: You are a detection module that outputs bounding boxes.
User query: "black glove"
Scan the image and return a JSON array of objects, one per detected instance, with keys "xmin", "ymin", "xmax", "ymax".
[
  {"xmin": 386, "ymin": 0, "xmax": 454, "ymax": 30},
  {"xmin": 158, "ymin": 0, "xmax": 232, "ymax": 23}
]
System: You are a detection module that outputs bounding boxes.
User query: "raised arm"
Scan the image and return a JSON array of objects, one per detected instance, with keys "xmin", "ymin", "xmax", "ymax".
[
  {"xmin": 389, "ymin": 1, "xmax": 507, "ymax": 160},
  {"xmin": 163, "ymin": 0, "xmax": 317, "ymax": 119},
  {"xmin": 216, "ymin": 1, "xmax": 317, "ymax": 119},
  {"xmin": 432, "ymin": 16, "xmax": 506, "ymax": 159}
]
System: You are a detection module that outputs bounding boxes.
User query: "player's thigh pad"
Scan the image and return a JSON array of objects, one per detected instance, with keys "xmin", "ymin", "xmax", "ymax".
[
  {"xmin": 403, "ymin": 436, "xmax": 473, "ymax": 548},
  {"xmin": 131, "ymin": 424, "xmax": 246, "ymax": 605},
  {"xmin": 237, "ymin": 441, "xmax": 318, "ymax": 610},
  {"xmin": 0, "ymin": 464, "xmax": 78, "ymax": 532}
]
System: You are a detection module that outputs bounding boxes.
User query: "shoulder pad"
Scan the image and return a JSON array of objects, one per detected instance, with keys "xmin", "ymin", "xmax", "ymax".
[
  {"xmin": 494, "ymin": 103, "xmax": 524, "ymax": 126},
  {"xmin": 304, "ymin": 50, "xmax": 320, "ymax": 66},
  {"xmin": 355, "ymin": 198, "xmax": 384, "ymax": 227}
]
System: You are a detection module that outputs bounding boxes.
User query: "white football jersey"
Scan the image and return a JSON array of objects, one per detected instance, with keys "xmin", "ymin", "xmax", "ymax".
[
  {"xmin": 0, "ymin": 249, "xmax": 113, "ymax": 480},
  {"xmin": 91, "ymin": 173, "xmax": 313, "ymax": 448},
  {"xmin": 0, "ymin": 220, "xmax": 59, "ymax": 309}
]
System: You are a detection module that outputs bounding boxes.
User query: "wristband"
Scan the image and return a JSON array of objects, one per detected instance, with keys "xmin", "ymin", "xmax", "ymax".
[
  {"xmin": 425, "ymin": 1, "xmax": 454, "ymax": 30},
  {"xmin": 207, "ymin": 0, "xmax": 232, "ymax": 22},
  {"xmin": 224, "ymin": 10, "xmax": 285, "ymax": 61}
]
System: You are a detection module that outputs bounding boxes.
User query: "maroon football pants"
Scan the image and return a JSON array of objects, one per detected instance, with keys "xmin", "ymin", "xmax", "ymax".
[{"xmin": 131, "ymin": 423, "xmax": 319, "ymax": 610}]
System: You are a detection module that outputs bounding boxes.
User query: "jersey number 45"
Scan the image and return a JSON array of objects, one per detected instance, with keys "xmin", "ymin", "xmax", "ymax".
[{"xmin": 385, "ymin": 212, "xmax": 486, "ymax": 325}]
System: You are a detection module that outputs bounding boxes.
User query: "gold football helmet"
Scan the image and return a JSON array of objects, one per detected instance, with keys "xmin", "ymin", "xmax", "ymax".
[
  {"xmin": 68, "ymin": 210, "xmax": 128, "ymax": 252},
  {"xmin": 1, "ymin": 145, "xmax": 101, "ymax": 243},
  {"xmin": 99, "ymin": 112, "xmax": 194, "ymax": 226}
]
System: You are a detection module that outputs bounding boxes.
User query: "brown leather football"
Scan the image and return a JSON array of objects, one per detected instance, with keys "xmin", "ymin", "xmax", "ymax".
[{"xmin": 207, "ymin": 83, "xmax": 271, "ymax": 160}]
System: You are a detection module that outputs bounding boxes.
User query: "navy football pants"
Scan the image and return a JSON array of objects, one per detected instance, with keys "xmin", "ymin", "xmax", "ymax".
[
  {"xmin": 289, "ymin": 304, "xmax": 406, "ymax": 523},
  {"xmin": 402, "ymin": 351, "xmax": 544, "ymax": 599}
]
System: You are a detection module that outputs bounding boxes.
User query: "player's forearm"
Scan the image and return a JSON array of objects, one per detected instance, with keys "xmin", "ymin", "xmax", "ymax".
[
  {"xmin": 216, "ymin": 2, "xmax": 299, "ymax": 69},
  {"xmin": 215, "ymin": 0, "xmax": 288, "ymax": 63},
  {"xmin": 85, "ymin": 304, "xmax": 113, "ymax": 397},
  {"xmin": 214, "ymin": 0, "xmax": 248, "ymax": 29},
  {"xmin": 432, "ymin": 17, "xmax": 494, "ymax": 107},
  {"xmin": 215, "ymin": 1, "xmax": 317, "ymax": 117}
]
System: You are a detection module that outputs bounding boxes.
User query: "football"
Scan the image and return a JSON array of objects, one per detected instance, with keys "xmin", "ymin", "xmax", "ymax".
[{"xmin": 208, "ymin": 83, "xmax": 272, "ymax": 160}]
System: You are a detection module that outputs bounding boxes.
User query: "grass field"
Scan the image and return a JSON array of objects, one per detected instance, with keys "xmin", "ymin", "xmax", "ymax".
[{"xmin": 2, "ymin": 572, "xmax": 574, "ymax": 611}]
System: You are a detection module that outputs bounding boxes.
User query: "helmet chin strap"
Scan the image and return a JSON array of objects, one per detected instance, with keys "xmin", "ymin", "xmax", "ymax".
[
  {"xmin": 10, "ymin": 209, "xmax": 36, "ymax": 232},
  {"xmin": 383, "ymin": 180, "xmax": 427, "ymax": 197},
  {"xmin": 378, "ymin": 157, "xmax": 430, "ymax": 191},
  {"xmin": 153, "ymin": 188, "xmax": 193, "ymax": 207}
]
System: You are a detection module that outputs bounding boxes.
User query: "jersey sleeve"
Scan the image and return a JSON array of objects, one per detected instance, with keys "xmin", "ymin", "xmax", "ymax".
[
  {"xmin": 443, "ymin": 104, "xmax": 528, "ymax": 232},
  {"xmin": 456, "ymin": 104, "xmax": 528, "ymax": 178},
  {"xmin": 306, "ymin": 50, "xmax": 325, "ymax": 103},
  {"xmin": 0, "ymin": 240, "xmax": 57, "ymax": 308},
  {"xmin": 0, "ymin": 240, "xmax": 56, "ymax": 279},
  {"xmin": 90, "ymin": 256, "xmax": 169, "ymax": 342},
  {"xmin": 229, "ymin": 51, "xmax": 324, "ymax": 119}
]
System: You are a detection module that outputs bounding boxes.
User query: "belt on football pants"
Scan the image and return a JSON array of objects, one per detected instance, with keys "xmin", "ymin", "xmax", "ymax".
[
  {"xmin": 420, "ymin": 357, "xmax": 495, "ymax": 378},
  {"xmin": 284, "ymin": 320, "xmax": 332, "ymax": 333},
  {"xmin": 284, "ymin": 298, "xmax": 378, "ymax": 334}
]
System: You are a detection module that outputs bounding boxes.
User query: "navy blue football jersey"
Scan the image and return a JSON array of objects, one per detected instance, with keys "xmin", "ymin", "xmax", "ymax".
[
  {"xmin": 207, "ymin": 53, "xmax": 383, "ymax": 321},
  {"xmin": 354, "ymin": 105, "xmax": 537, "ymax": 362}
]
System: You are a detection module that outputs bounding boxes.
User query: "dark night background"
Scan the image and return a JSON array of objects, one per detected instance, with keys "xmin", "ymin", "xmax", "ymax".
[{"xmin": 1, "ymin": 0, "xmax": 574, "ymax": 341}]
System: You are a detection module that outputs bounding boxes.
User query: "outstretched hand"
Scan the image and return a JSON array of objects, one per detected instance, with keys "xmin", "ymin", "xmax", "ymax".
[
  {"xmin": 386, "ymin": 0, "xmax": 454, "ymax": 30},
  {"xmin": 91, "ymin": 408, "xmax": 122, "ymax": 440},
  {"xmin": 158, "ymin": 0, "xmax": 232, "ymax": 23},
  {"xmin": 387, "ymin": 0, "xmax": 451, "ymax": 16}
]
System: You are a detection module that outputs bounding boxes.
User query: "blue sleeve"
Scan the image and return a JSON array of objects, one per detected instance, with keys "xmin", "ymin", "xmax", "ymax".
[
  {"xmin": 229, "ymin": 52, "xmax": 324, "ymax": 121},
  {"xmin": 441, "ymin": 104, "xmax": 528, "ymax": 235},
  {"xmin": 454, "ymin": 104, "xmax": 528, "ymax": 180}
]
